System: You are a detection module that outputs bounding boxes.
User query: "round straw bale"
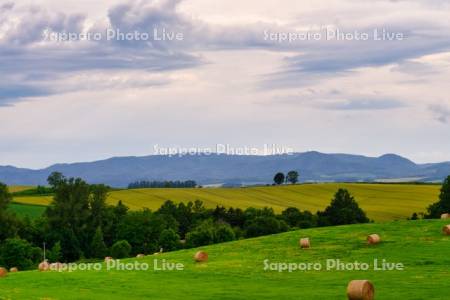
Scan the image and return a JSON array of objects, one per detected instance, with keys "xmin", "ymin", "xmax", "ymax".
[
  {"xmin": 9, "ymin": 267, "xmax": 18, "ymax": 273},
  {"xmin": 442, "ymin": 225, "xmax": 450, "ymax": 235},
  {"xmin": 38, "ymin": 261, "xmax": 50, "ymax": 272},
  {"xmin": 194, "ymin": 251, "xmax": 208, "ymax": 262},
  {"xmin": 441, "ymin": 213, "xmax": 450, "ymax": 219},
  {"xmin": 104, "ymin": 256, "xmax": 113, "ymax": 262},
  {"xmin": 136, "ymin": 254, "xmax": 145, "ymax": 258},
  {"xmin": 367, "ymin": 234, "xmax": 381, "ymax": 245},
  {"xmin": 299, "ymin": 238, "xmax": 311, "ymax": 249},
  {"xmin": 347, "ymin": 280, "xmax": 374, "ymax": 300},
  {"xmin": 0, "ymin": 267, "xmax": 8, "ymax": 277}
]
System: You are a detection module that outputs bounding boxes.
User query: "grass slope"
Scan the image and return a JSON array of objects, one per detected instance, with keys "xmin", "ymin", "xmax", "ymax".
[
  {"xmin": 1, "ymin": 219, "xmax": 450, "ymax": 299},
  {"xmin": 13, "ymin": 183, "xmax": 440, "ymax": 221},
  {"xmin": 8, "ymin": 203, "xmax": 46, "ymax": 219}
]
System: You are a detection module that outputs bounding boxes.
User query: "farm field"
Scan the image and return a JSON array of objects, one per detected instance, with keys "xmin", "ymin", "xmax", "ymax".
[
  {"xmin": 12, "ymin": 183, "xmax": 441, "ymax": 221},
  {"xmin": 1, "ymin": 219, "xmax": 449, "ymax": 299},
  {"xmin": 8, "ymin": 203, "xmax": 47, "ymax": 219}
]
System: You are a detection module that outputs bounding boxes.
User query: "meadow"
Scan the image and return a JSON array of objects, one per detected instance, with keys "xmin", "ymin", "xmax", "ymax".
[
  {"xmin": 12, "ymin": 183, "xmax": 441, "ymax": 221},
  {"xmin": 0, "ymin": 219, "xmax": 449, "ymax": 299}
]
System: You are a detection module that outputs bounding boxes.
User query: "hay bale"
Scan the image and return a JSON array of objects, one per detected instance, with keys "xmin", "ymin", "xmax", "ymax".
[
  {"xmin": 194, "ymin": 251, "xmax": 208, "ymax": 263},
  {"xmin": 0, "ymin": 267, "xmax": 8, "ymax": 278},
  {"xmin": 299, "ymin": 238, "xmax": 311, "ymax": 249},
  {"xmin": 38, "ymin": 261, "xmax": 50, "ymax": 272},
  {"xmin": 441, "ymin": 213, "xmax": 450, "ymax": 219},
  {"xmin": 136, "ymin": 254, "xmax": 145, "ymax": 258},
  {"xmin": 367, "ymin": 234, "xmax": 381, "ymax": 245},
  {"xmin": 9, "ymin": 267, "xmax": 18, "ymax": 273},
  {"xmin": 104, "ymin": 256, "xmax": 113, "ymax": 262},
  {"xmin": 347, "ymin": 280, "xmax": 374, "ymax": 300},
  {"xmin": 442, "ymin": 225, "xmax": 450, "ymax": 235}
]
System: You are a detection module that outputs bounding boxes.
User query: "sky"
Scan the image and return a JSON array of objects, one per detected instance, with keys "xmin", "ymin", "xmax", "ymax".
[{"xmin": 0, "ymin": 0, "xmax": 450, "ymax": 168}]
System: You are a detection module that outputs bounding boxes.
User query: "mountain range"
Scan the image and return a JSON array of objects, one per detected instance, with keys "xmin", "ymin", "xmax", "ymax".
[{"xmin": 1, "ymin": 152, "xmax": 449, "ymax": 187}]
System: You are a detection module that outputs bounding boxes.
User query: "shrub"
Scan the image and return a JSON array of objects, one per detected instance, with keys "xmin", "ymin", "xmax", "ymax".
[
  {"xmin": 0, "ymin": 238, "xmax": 36, "ymax": 270},
  {"xmin": 186, "ymin": 220, "xmax": 215, "ymax": 247},
  {"xmin": 244, "ymin": 216, "xmax": 287, "ymax": 238},
  {"xmin": 214, "ymin": 223, "xmax": 235, "ymax": 243},
  {"xmin": 159, "ymin": 229, "xmax": 180, "ymax": 251},
  {"xmin": 111, "ymin": 240, "xmax": 131, "ymax": 258}
]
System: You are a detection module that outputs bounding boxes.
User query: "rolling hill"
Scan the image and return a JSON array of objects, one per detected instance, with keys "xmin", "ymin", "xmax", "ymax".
[
  {"xmin": 1, "ymin": 152, "xmax": 450, "ymax": 187},
  {"xmin": 13, "ymin": 183, "xmax": 441, "ymax": 221},
  {"xmin": 0, "ymin": 219, "xmax": 449, "ymax": 299}
]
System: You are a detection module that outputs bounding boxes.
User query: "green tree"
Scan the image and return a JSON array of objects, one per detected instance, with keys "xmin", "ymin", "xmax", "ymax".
[
  {"xmin": 186, "ymin": 220, "xmax": 215, "ymax": 247},
  {"xmin": 47, "ymin": 241, "xmax": 62, "ymax": 262},
  {"xmin": 158, "ymin": 229, "xmax": 180, "ymax": 251},
  {"xmin": 0, "ymin": 182, "xmax": 12, "ymax": 211},
  {"xmin": 273, "ymin": 172, "xmax": 285, "ymax": 185},
  {"xmin": 318, "ymin": 189, "xmax": 369, "ymax": 226},
  {"xmin": 111, "ymin": 240, "xmax": 131, "ymax": 258},
  {"xmin": 214, "ymin": 222, "xmax": 236, "ymax": 243},
  {"xmin": 45, "ymin": 177, "xmax": 91, "ymax": 260},
  {"xmin": 286, "ymin": 171, "xmax": 299, "ymax": 184},
  {"xmin": 244, "ymin": 216, "xmax": 288, "ymax": 238},
  {"xmin": 47, "ymin": 172, "xmax": 65, "ymax": 188},
  {"xmin": 426, "ymin": 175, "xmax": 450, "ymax": 218},
  {"xmin": 90, "ymin": 227, "xmax": 108, "ymax": 258},
  {"xmin": 281, "ymin": 207, "xmax": 315, "ymax": 228},
  {"xmin": 0, "ymin": 183, "xmax": 18, "ymax": 240},
  {"xmin": 0, "ymin": 238, "xmax": 36, "ymax": 270}
]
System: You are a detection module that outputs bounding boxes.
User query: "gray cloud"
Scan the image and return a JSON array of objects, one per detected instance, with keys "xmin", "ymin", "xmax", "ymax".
[
  {"xmin": 429, "ymin": 104, "xmax": 450, "ymax": 123},
  {"xmin": 1, "ymin": 0, "xmax": 450, "ymax": 104},
  {"xmin": 323, "ymin": 98, "xmax": 407, "ymax": 111}
]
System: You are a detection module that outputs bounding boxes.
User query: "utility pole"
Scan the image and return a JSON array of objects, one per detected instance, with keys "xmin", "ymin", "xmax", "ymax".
[{"xmin": 43, "ymin": 242, "xmax": 46, "ymax": 261}]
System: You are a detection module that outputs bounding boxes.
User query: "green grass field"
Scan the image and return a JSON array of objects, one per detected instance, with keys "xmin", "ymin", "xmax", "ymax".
[
  {"xmin": 12, "ymin": 183, "xmax": 440, "ymax": 221},
  {"xmin": 8, "ymin": 203, "xmax": 46, "ymax": 219},
  {"xmin": 1, "ymin": 219, "xmax": 449, "ymax": 299}
]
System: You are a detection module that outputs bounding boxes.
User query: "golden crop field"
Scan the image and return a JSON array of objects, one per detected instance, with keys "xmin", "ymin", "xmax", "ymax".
[{"xmin": 12, "ymin": 183, "xmax": 441, "ymax": 221}]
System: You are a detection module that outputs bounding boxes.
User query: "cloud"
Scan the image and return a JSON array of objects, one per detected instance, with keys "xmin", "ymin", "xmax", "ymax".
[
  {"xmin": 429, "ymin": 104, "xmax": 450, "ymax": 123},
  {"xmin": 323, "ymin": 98, "xmax": 407, "ymax": 110},
  {"xmin": 0, "ymin": 0, "xmax": 203, "ymax": 104},
  {"xmin": 0, "ymin": 84, "xmax": 52, "ymax": 106},
  {"xmin": 1, "ymin": 0, "xmax": 450, "ymax": 105}
]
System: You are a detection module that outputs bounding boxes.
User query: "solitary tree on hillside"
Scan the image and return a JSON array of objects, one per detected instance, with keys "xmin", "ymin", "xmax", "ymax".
[
  {"xmin": 273, "ymin": 172, "xmax": 285, "ymax": 185},
  {"xmin": 286, "ymin": 171, "xmax": 299, "ymax": 184},
  {"xmin": 426, "ymin": 175, "xmax": 450, "ymax": 218},
  {"xmin": 317, "ymin": 189, "xmax": 369, "ymax": 226}
]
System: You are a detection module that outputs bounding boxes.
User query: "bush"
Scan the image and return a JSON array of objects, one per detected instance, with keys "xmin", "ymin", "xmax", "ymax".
[
  {"xmin": 159, "ymin": 229, "xmax": 180, "ymax": 252},
  {"xmin": 244, "ymin": 216, "xmax": 287, "ymax": 238},
  {"xmin": 281, "ymin": 207, "xmax": 316, "ymax": 228},
  {"xmin": 111, "ymin": 240, "xmax": 131, "ymax": 258},
  {"xmin": 0, "ymin": 238, "xmax": 37, "ymax": 270},
  {"xmin": 214, "ymin": 223, "xmax": 235, "ymax": 243},
  {"xmin": 186, "ymin": 220, "xmax": 215, "ymax": 247}
]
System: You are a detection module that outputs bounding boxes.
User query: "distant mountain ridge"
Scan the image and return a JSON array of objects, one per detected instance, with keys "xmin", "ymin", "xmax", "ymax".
[{"xmin": 0, "ymin": 152, "xmax": 449, "ymax": 187}]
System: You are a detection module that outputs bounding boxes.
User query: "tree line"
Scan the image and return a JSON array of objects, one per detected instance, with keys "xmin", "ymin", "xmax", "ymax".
[
  {"xmin": 128, "ymin": 180, "xmax": 197, "ymax": 189},
  {"xmin": 0, "ymin": 172, "xmax": 372, "ymax": 270}
]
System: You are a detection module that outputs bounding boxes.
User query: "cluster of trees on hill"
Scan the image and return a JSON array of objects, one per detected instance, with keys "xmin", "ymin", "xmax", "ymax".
[
  {"xmin": 273, "ymin": 171, "xmax": 299, "ymax": 185},
  {"xmin": 0, "ymin": 173, "xmax": 371, "ymax": 269},
  {"xmin": 128, "ymin": 180, "xmax": 197, "ymax": 189}
]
